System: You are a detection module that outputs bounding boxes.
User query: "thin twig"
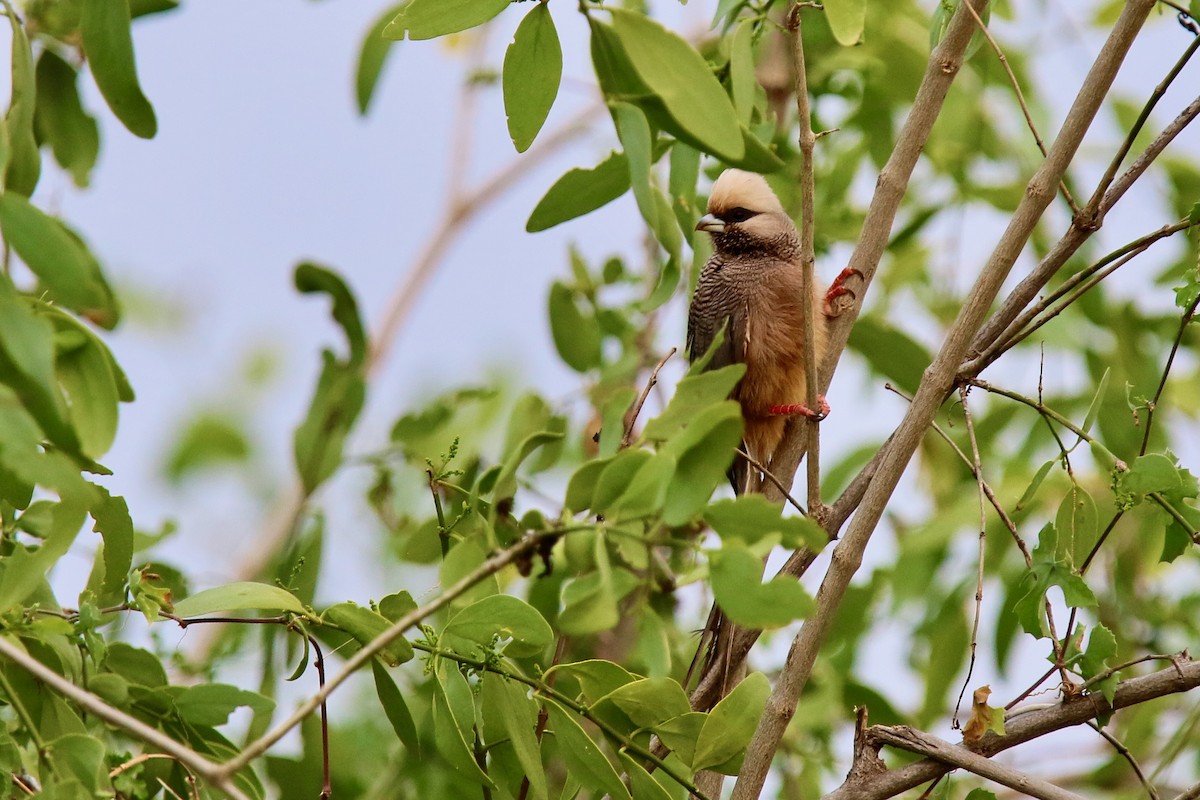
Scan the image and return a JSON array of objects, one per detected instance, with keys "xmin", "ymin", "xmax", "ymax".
[
  {"xmin": 966, "ymin": 82, "xmax": 1200, "ymax": 371},
  {"xmin": 985, "ymin": 219, "xmax": 1194, "ymax": 361},
  {"xmin": 622, "ymin": 348, "xmax": 676, "ymax": 448},
  {"xmin": 0, "ymin": 636, "xmax": 246, "ymax": 800},
  {"xmin": 413, "ymin": 641, "xmax": 708, "ymax": 799},
  {"xmin": 953, "ymin": 386, "xmax": 989, "ymax": 728},
  {"xmin": 214, "ymin": 530, "xmax": 561, "ymax": 783},
  {"xmin": 1085, "ymin": 720, "xmax": 1161, "ymax": 800},
  {"xmin": 960, "ymin": 0, "xmax": 1079, "ymax": 213},
  {"xmin": 1085, "ymin": 33, "xmax": 1200, "ymax": 213},
  {"xmin": 1139, "ymin": 293, "xmax": 1200, "ymax": 454},
  {"xmin": 825, "ymin": 657, "xmax": 1200, "ymax": 800},
  {"xmin": 738, "ymin": 447, "xmax": 807, "ymax": 516},
  {"xmin": 884, "ymin": 383, "xmax": 1030, "ymax": 563},
  {"xmin": 871, "ymin": 726, "xmax": 1088, "ymax": 800},
  {"xmin": 790, "ymin": 2, "xmax": 824, "ymax": 521}
]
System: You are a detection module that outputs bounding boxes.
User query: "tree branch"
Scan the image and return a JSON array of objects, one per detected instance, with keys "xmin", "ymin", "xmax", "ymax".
[
  {"xmin": 965, "ymin": 29, "xmax": 1200, "ymax": 376},
  {"xmin": 0, "ymin": 636, "xmax": 247, "ymax": 800},
  {"xmin": 870, "ymin": 726, "xmax": 1088, "ymax": 800},
  {"xmin": 214, "ymin": 530, "xmax": 558, "ymax": 782},
  {"xmin": 825, "ymin": 657, "xmax": 1200, "ymax": 800},
  {"xmin": 732, "ymin": 2, "xmax": 1155, "ymax": 796},
  {"xmin": 790, "ymin": 3, "xmax": 823, "ymax": 518}
]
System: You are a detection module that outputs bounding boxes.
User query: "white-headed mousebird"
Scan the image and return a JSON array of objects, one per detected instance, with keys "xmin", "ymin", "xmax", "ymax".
[{"xmin": 688, "ymin": 168, "xmax": 855, "ymax": 495}]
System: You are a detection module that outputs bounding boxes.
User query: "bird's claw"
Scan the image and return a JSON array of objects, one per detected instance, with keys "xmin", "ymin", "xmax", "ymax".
[
  {"xmin": 769, "ymin": 396, "xmax": 830, "ymax": 421},
  {"xmin": 823, "ymin": 267, "xmax": 865, "ymax": 317}
]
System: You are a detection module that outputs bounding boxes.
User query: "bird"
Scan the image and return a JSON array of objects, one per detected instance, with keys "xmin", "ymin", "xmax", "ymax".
[
  {"xmin": 684, "ymin": 168, "xmax": 857, "ymax": 703},
  {"xmin": 687, "ymin": 168, "xmax": 847, "ymax": 495}
]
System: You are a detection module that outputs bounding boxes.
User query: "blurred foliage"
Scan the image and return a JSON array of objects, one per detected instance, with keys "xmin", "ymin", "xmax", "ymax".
[{"xmin": 0, "ymin": 0, "xmax": 1199, "ymax": 798}]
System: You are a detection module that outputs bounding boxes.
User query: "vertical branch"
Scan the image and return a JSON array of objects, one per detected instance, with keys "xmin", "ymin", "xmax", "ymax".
[
  {"xmin": 733, "ymin": 1, "xmax": 1155, "ymax": 796},
  {"xmin": 790, "ymin": 3, "xmax": 823, "ymax": 516}
]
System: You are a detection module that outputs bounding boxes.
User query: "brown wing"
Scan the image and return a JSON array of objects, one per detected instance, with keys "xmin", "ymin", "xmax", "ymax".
[
  {"xmin": 686, "ymin": 257, "xmax": 748, "ymax": 370},
  {"xmin": 686, "ymin": 256, "xmax": 751, "ymax": 493}
]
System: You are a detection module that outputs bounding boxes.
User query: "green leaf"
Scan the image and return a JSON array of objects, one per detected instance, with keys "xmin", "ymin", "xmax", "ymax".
[
  {"xmin": 0, "ymin": 492, "xmax": 90, "ymax": 613},
  {"xmin": 694, "ymin": 672, "xmax": 769, "ymax": 773},
  {"xmin": 1016, "ymin": 459, "xmax": 1055, "ymax": 511},
  {"xmin": 378, "ymin": 590, "xmax": 418, "ymax": 622},
  {"xmin": 321, "ymin": 601, "xmax": 414, "ymax": 667},
  {"xmin": 0, "ymin": 280, "xmax": 77, "ymax": 451},
  {"xmin": 729, "ymin": 21, "xmax": 756, "ymax": 125},
  {"xmin": 544, "ymin": 659, "xmax": 637, "ymax": 702},
  {"xmin": 662, "ymin": 402, "xmax": 744, "ymax": 525},
  {"xmin": 46, "ymin": 734, "xmax": 107, "ymax": 794},
  {"xmin": 372, "ymin": 659, "xmax": 420, "ymax": 754},
  {"xmin": 964, "ymin": 791, "xmax": 999, "ymax": 800},
  {"xmin": 384, "ymin": 0, "xmax": 510, "ymax": 41},
  {"xmin": 54, "ymin": 320, "xmax": 123, "ymax": 458},
  {"xmin": 600, "ymin": 677, "xmax": 691, "ymax": 728},
  {"xmin": 483, "ymin": 676, "xmax": 547, "ymax": 800},
  {"xmin": 545, "ymin": 700, "xmax": 632, "ymax": 800},
  {"xmin": 1054, "ymin": 487, "xmax": 1097, "ymax": 568},
  {"xmin": 617, "ymin": 752, "xmax": 674, "ymax": 800},
  {"xmin": 614, "ymin": 101, "xmax": 658, "ymax": 229},
  {"xmin": 824, "ymin": 0, "xmax": 867, "ymax": 46},
  {"xmin": 592, "ymin": 449, "xmax": 654, "ymax": 514},
  {"xmin": 0, "ymin": 196, "xmax": 116, "ymax": 325},
  {"xmin": 655, "ymin": 712, "xmax": 705, "ymax": 767},
  {"xmin": 35, "ymin": 50, "xmax": 100, "ymax": 187},
  {"xmin": 558, "ymin": 563, "xmax": 638, "ymax": 636},
  {"xmin": 175, "ymin": 683, "xmax": 274, "ymax": 727},
  {"xmin": 294, "ymin": 263, "xmax": 367, "ymax": 366},
  {"xmin": 503, "ymin": 3, "xmax": 561, "ymax": 153},
  {"xmin": 164, "ymin": 413, "xmax": 251, "ymax": 482},
  {"xmin": 356, "ymin": 4, "xmax": 403, "ymax": 115},
  {"xmin": 443, "ymin": 595, "xmax": 553, "ymax": 658},
  {"xmin": 565, "ymin": 457, "xmax": 611, "ymax": 513},
  {"xmin": 293, "ymin": 263, "xmax": 367, "ymax": 494},
  {"xmin": 598, "ymin": 386, "xmax": 637, "ymax": 457},
  {"xmin": 173, "ymin": 581, "xmax": 307, "ymax": 617},
  {"xmin": 81, "ymin": 0, "xmax": 157, "ymax": 138},
  {"xmin": 103, "ymin": 642, "xmax": 167, "ymax": 687},
  {"xmin": 548, "ymin": 282, "xmax": 602, "ymax": 372},
  {"xmin": 610, "ymin": 451, "xmax": 674, "ymax": 517},
  {"xmin": 668, "ymin": 141, "xmax": 701, "ymax": 245},
  {"xmin": 441, "ymin": 540, "xmax": 499, "ymax": 608},
  {"xmin": 431, "ymin": 662, "xmax": 495, "ymax": 786},
  {"xmin": 710, "ymin": 543, "xmax": 813, "ymax": 628},
  {"xmin": 607, "ymin": 9, "xmax": 743, "ymax": 161},
  {"xmin": 90, "ymin": 489, "xmax": 133, "ymax": 607},
  {"xmin": 1121, "ymin": 453, "xmax": 1185, "ymax": 496},
  {"xmin": 3, "ymin": 7, "xmax": 40, "ymax": 195},
  {"xmin": 527, "ymin": 151, "xmax": 631, "ymax": 232},
  {"xmin": 1081, "ymin": 367, "xmax": 1110, "ymax": 435},
  {"xmin": 847, "ymin": 315, "xmax": 931, "ymax": 395},
  {"xmin": 490, "ymin": 429, "xmax": 563, "ymax": 504},
  {"xmin": 642, "ymin": 363, "xmax": 745, "ymax": 442},
  {"xmin": 704, "ymin": 495, "xmax": 826, "ymax": 550},
  {"xmin": 1079, "ymin": 624, "xmax": 1118, "ymax": 704}
]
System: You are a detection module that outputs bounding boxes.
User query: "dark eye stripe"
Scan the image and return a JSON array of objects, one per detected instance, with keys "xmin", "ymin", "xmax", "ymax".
[{"xmin": 721, "ymin": 206, "xmax": 758, "ymax": 223}]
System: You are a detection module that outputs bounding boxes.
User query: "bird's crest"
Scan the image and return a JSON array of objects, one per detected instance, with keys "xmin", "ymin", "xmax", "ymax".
[{"xmin": 707, "ymin": 169, "xmax": 785, "ymax": 216}]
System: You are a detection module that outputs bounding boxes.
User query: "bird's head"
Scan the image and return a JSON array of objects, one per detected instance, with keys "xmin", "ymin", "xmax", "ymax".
[{"xmin": 695, "ymin": 169, "xmax": 798, "ymax": 256}]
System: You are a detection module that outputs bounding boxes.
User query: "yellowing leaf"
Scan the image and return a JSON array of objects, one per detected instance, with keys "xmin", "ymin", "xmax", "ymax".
[{"xmin": 962, "ymin": 685, "xmax": 1005, "ymax": 743}]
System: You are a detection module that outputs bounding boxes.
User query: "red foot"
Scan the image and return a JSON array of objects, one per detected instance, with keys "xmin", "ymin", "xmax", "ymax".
[
  {"xmin": 824, "ymin": 267, "xmax": 864, "ymax": 316},
  {"xmin": 770, "ymin": 396, "xmax": 830, "ymax": 420}
]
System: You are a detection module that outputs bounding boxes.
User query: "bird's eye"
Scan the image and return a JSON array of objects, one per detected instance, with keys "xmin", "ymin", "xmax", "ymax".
[{"xmin": 723, "ymin": 207, "xmax": 757, "ymax": 223}]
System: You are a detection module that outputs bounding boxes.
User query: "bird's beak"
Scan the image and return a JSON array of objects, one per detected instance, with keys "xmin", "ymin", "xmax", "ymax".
[{"xmin": 695, "ymin": 214, "xmax": 725, "ymax": 233}]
